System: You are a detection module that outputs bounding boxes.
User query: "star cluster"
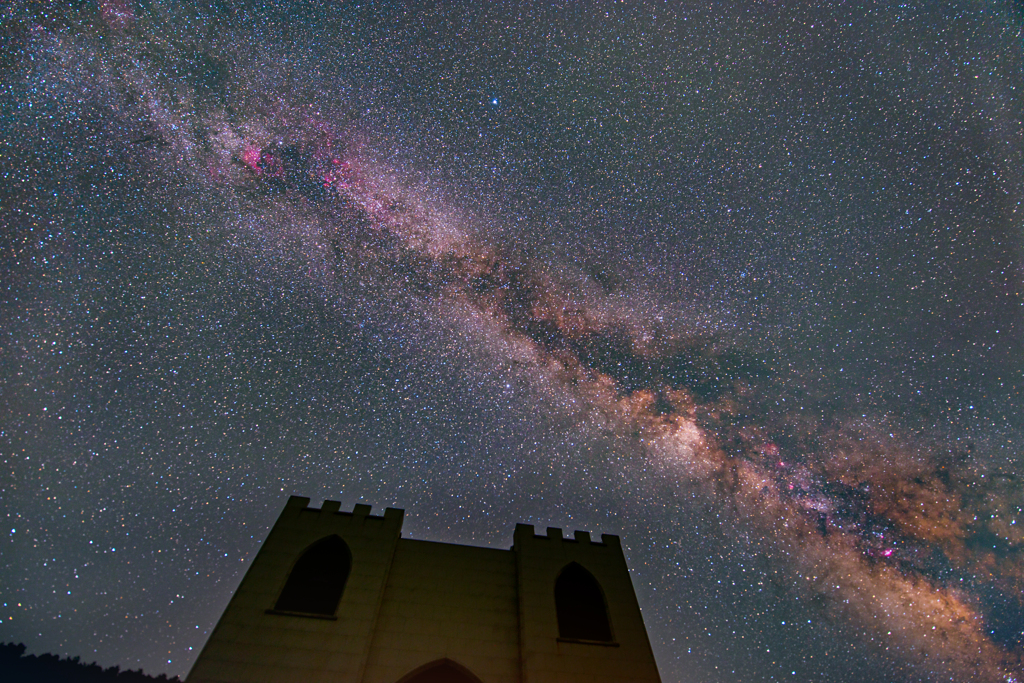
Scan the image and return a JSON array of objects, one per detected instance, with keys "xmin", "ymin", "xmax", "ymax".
[{"xmin": 1, "ymin": 2, "xmax": 1021, "ymax": 682}]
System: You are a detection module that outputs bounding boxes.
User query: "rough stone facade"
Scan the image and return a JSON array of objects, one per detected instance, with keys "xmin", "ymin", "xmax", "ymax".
[{"xmin": 187, "ymin": 496, "xmax": 663, "ymax": 683}]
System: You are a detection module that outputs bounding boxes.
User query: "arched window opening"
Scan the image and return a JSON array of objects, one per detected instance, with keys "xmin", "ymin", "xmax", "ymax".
[
  {"xmin": 395, "ymin": 659, "xmax": 483, "ymax": 683},
  {"xmin": 555, "ymin": 562, "xmax": 613, "ymax": 642},
  {"xmin": 274, "ymin": 535, "xmax": 351, "ymax": 615}
]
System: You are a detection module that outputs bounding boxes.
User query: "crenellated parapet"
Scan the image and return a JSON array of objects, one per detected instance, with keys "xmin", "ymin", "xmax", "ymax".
[
  {"xmin": 512, "ymin": 523, "xmax": 620, "ymax": 548},
  {"xmin": 281, "ymin": 495, "xmax": 405, "ymax": 526}
]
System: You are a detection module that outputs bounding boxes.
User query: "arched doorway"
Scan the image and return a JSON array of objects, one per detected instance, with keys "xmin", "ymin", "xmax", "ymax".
[{"xmin": 395, "ymin": 659, "xmax": 484, "ymax": 683}]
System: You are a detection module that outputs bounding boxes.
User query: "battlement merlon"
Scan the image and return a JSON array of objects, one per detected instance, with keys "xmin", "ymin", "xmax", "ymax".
[
  {"xmin": 512, "ymin": 523, "xmax": 617, "ymax": 548},
  {"xmin": 284, "ymin": 495, "xmax": 311, "ymax": 511}
]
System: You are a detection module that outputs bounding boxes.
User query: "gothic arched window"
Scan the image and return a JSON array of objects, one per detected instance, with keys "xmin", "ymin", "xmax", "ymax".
[
  {"xmin": 555, "ymin": 562, "xmax": 613, "ymax": 642},
  {"xmin": 274, "ymin": 535, "xmax": 351, "ymax": 615}
]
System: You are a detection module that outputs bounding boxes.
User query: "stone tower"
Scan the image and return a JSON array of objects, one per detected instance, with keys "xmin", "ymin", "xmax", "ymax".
[{"xmin": 187, "ymin": 496, "xmax": 662, "ymax": 683}]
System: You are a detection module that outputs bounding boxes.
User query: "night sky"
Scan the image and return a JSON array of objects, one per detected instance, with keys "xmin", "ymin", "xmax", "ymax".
[{"xmin": 2, "ymin": 2, "xmax": 1022, "ymax": 681}]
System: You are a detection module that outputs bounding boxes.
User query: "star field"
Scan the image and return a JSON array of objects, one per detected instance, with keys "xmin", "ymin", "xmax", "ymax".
[{"xmin": 1, "ymin": 2, "xmax": 1022, "ymax": 682}]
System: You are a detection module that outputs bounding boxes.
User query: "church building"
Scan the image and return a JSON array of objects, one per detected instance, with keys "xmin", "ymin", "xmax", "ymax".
[{"xmin": 187, "ymin": 496, "xmax": 663, "ymax": 683}]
